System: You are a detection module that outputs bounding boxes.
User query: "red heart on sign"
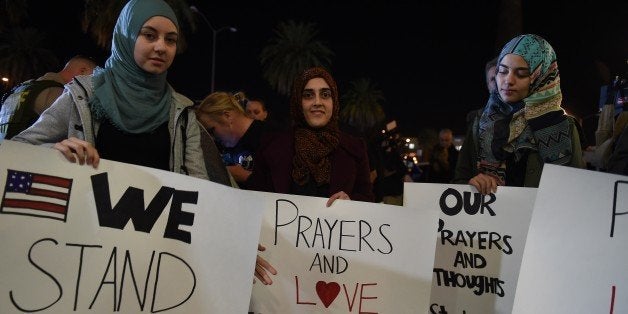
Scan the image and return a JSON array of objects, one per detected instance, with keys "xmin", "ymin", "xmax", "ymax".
[{"xmin": 316, "ymin": 281, "xmax": 340, "ymax": 308}]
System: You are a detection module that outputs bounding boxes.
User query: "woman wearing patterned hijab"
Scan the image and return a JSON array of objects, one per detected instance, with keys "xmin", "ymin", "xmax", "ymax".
[
  {"xmin": 245, "ymin": 67, "xmax": 374, "ymax": 206},
  {"xmin": 463, "ymin": 34, "xmax": 584, "ymax": 194},
  {"xmin": 13, "ymin": 0, "xmax": 218, "ymax": 181}
]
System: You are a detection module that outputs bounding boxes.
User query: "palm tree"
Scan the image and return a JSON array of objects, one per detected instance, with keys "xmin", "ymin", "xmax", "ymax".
[
  {"xmin": 339, "ymin": 78, "xmax": 386, "ymax": 135},
  {"xmin": 80, "ymin": 0, "xmax": 196, "ymax": 52},
  {"xmin": 259, "ymin": 20, "xmax": 334, "ymax": 97},
  {"xmin": 0, "ymin": 27, "xmax": 59, "ymax": 88}
]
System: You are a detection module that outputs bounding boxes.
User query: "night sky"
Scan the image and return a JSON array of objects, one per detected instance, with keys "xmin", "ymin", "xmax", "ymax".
[{"xmin": 20, "ymin": 0, "xmax": 628, "ymax": 138}]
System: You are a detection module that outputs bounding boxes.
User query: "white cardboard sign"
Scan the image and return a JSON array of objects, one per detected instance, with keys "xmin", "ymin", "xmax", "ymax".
[
  {"xmin": 249, "ymin": 191, "xmax": 440, "ymax": 313},
  {"xmin": 512, "ymin": 164, "xmax": 628, "ymax": 313},
  {"xmin": 404, "ymin": 183, "xmax": 536, "ymax": 314},
  {"xmin": 0, "ymin": 140, "xmax": 264, "ymax": 313}
]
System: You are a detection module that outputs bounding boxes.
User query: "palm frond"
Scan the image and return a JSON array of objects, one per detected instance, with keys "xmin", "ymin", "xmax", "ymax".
[
  {"xmin": 80, "ymin": 0, "xmax": 195, "ymax": 52},
  {"xmin": 339, "ymin": 78, "xmax": 387, "ymax": 134},
  {"xmin": 0, "ymin": 27, "xmax": 59, "ymax": 87},
  {"xmin": 260, "ymin": 20, "xmax": 334, "ymax": 96}
]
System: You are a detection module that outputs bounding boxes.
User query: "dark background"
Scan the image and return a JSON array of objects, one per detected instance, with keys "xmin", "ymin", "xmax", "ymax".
[{"xmin": 19, "ymin": 0, "xmax": 628, "ymax": 138}]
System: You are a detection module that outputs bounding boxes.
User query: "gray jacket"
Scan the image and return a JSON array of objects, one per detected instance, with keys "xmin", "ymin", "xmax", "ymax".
[{"xmin": 12, "ymin": 74, "xmax": 209, "ymax": 180}]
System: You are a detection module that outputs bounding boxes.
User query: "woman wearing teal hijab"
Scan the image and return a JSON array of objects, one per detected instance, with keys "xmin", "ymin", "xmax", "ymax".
[
  {"xmin": 454, "ymin": 34, "xmax": 585, "ymax": 194},
  {"xmin": 13, "ymin": 0, "xmax": 216, "ymax": 181},
  {"xmin": 14, "ymin": 0, "xmax": 275, "ymax": 284}
]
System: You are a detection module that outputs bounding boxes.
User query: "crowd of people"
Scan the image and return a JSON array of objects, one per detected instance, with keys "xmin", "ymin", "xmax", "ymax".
[{"xmin": 0, "ymin": 0, "xmax": 626, "ymax": 291}]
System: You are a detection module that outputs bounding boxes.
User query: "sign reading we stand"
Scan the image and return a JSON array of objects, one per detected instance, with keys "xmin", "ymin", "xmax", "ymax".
[{"xmin": 0, "ymin": 140, "xmax": 265, "ymax": 313}]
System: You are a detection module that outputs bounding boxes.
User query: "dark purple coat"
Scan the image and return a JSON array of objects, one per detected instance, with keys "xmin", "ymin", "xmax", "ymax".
[{"xmin": 244, "ymin": 130, "xmax": 374, "ymax": 202}]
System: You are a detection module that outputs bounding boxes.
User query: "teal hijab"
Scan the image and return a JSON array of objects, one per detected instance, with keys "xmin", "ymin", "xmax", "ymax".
[{"xmin": 91, "ymin": 0, "xmax": 179, "ymax": 133}]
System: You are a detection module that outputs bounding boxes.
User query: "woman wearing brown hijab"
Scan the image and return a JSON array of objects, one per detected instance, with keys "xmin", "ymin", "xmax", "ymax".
[{"xmin": 244, "ymin": 67, "xmax": 374, "ymax": 206}]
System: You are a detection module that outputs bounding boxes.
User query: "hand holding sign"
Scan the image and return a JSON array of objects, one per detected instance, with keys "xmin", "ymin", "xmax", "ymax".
[
  {"xmin": 254, "ymin": 244, "xmax": 277, "ymax": 285},
  {"xmin": 53, "ymin": 137, "xmax": 100, "ymax": 168}
]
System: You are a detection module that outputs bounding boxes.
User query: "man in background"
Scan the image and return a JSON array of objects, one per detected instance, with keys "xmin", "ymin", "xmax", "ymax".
[
  {"xmin": 464, "ymin": 57, "xmax": 497, "ymax": 124},
  {"xmin": 428, "ymin": 128, "xmax": 459, "ymax": 183},
  {"xmin": 0, "ymin": 55, "xmax": 97, "ymax": 140}
]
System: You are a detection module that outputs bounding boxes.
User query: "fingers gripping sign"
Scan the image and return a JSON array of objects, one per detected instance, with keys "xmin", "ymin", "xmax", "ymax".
[
  {"xmin": 53, "ymin": 137, "xmax": 100, "ymax": 168},
  {"xmin": 469, "ymin": 173, "xmax": 498, "ymax": 195},
  {"xmin": 254, "ymin": 244, "xmax": 277, "ymax": 285},
  {"xmin": 326, "ymin": 191, "xmax": 350, "ymax": 207}
]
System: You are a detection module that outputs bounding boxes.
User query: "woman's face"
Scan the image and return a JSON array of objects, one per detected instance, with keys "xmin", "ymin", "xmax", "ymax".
[
  {"xmin": 134, "ymin": 16, "xmax": 178, "ymax": 75},
  {"xmin": 485, "ymin": 65, "xmax": 497, "ymax": 94},
  {"xmin": 245, "ymin": 101, "xmax": 268, "ymax": 121},
  {"xmin": 496, "ymin": 54, "xmax": 531, "ymax": 103},
  {"xmin": 301, "ymin": 77, "xmax": 333, "ymax": 128}
]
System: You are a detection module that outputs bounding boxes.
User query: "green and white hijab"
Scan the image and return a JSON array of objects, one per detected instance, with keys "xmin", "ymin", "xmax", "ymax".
[{"xmin": 478, "ymin": 34, "xmax": 572, "ymax": 184}]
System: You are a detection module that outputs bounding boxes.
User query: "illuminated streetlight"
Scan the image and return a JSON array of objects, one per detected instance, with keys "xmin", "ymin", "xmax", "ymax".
[
  {"xmin": 1, "ymin": 77, "xmax": 8, "ymax": 94},
  {"xmin": 190, "ymin": 6, "xmax": 237, "ymax": 93}
]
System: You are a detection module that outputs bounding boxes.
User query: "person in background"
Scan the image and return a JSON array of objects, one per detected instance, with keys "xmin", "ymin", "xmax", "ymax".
[
  {"xmin": 454, "ymin": 58, "xmax": 498, "ymax": 184},
  {"xmin": 462, "ymin": 57, "xmax": 498, "ymax": 126},
  {"xmin": 428, "ymin": 128, "xmax": 459, "ymax": 183},
  {"xmin": 375, "ymin": 124, "xmax": 413, "ymax": 205},
  {"xmin": 338, "ymin": 98, "xmax": 410, "ymax": 205},
  {"xmin": 246, "ymin": 96, "xmax": 287, "ymax": 131},
  {"xmin": 245, "ymin": 98, "xmax": 269, "ymax": 121},
  {"xmin": 592, "ymin": 75, "xmax": 628, "ymax": 171},
  {"xmin": 485, "ymin": 57, "xmax": 498, "ymax": 94},
  {"xmin": 0, "ymin": 55, "xmax": 97, "ymax": 140},
  {"xmin": 11, "ymin": 0, "xmax": 274, "ymax": 285},
  {"xmin": 456, "ymin": 34, "xmax": 584, "ymax": 194},
  {"xmin": 195, "ymin": 91, "xmax": 266, "ymax": 184},
  {"xmin": 605, "ymin": 123, "xmax": 628, "ymax": 175},
  {"xmin": 244, "ymin": 66, "xmax": 374, "ymax": 206}
]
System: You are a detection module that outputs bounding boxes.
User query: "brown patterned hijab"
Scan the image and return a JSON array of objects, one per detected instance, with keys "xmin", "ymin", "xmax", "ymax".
[{"xmin": 290, "ymin": 67, "xmax": 341, "ymax": 186}]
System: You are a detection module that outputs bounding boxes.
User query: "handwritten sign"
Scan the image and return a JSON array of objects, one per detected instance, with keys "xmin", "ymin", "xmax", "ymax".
[
  {"xmin": 404, "ymin": 183, "xmax": 536, "ymax": 314},
  {"xmin": 249, "ymin": 192, "xmax": 439, "ymax": 313},
  {"xmin": 0, "ymin": 140, "xmax": 264, "ymax": 313},
  {"xmin": 512, "ymin": 164, "xmax": 628, "ymax": 313}
]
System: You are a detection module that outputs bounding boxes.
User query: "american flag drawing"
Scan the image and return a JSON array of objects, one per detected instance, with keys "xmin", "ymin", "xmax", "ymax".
[{"xmin": 1, "ymin": 169, "xmax": 73, "ymax": 221}]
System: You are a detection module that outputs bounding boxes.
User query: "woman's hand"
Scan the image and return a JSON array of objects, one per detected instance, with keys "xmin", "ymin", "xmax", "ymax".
[
  {"xmin": 469, "ymin": 173, "xmax": 498, "ymax": 195},
  {"xmin": 53, "ymin": 137, "xmax": 100, "ymax": 168},
  {"xmin": 254, "ymin": 244, "xmax": 277, "ymax": 285},
  {"xmin": 226, "ymin": 164, "xmax": 252, "ymax": 183},
  {"xmin": 326, "ymin": 191, "xmax": 350, "ymax": 207}
]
